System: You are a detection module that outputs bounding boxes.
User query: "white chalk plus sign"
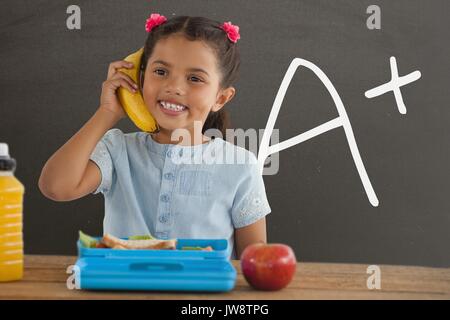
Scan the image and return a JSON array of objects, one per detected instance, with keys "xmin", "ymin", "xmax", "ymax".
[{"xmin": 365, "ymin": 57, "xmax": 421, "ymax": 114}]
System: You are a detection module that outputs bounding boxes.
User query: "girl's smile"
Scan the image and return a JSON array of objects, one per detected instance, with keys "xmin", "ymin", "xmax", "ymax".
[{"xmin": 158, "ymin": 100, "xmax": 188, "ymax": 116}]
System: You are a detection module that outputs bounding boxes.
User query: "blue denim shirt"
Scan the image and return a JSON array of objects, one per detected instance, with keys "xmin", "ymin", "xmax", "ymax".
[{"xmin": 89, "ymin": 128, "xmax": 271, "ymax": 258}]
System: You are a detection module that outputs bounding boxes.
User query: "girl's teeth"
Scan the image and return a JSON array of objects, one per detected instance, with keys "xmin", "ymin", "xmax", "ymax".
[{"xmin": 160, "ymin": 101, "xmax": 186, "ymax": 111}]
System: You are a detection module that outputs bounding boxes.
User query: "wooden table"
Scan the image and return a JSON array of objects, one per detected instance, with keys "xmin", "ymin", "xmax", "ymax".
[{"xmin": 0, "ymin": 255, "xmax": 449, "ymax": 299}]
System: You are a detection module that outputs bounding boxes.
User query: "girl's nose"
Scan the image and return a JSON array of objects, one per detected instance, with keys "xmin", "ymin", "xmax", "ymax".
[{"xmin": 164, "ymin": 77, "xmax": 185, "ymax": 96}]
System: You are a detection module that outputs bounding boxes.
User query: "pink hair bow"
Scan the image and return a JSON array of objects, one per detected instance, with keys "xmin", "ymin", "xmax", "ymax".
[
  {"xmin": 221, "ymin": 21, "xmax": 240, "ymax": 43},
  {"xmin": 145, "ymin": 13, "xmax": 167, "ymax": 32}
]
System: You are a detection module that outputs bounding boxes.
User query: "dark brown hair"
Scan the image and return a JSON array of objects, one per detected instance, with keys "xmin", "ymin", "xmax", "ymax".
[{"xmin": 140, "ymin": 15, "xmax": 240, "ymax": 139}]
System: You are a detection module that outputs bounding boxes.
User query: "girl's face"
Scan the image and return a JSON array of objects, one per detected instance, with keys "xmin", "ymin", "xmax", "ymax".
[{"xmin": 142, "ymin": 34, "xmax": 235, "ymax": 140}]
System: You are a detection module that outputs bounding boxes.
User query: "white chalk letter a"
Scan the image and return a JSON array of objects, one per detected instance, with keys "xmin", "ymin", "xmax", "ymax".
[{"xmin": 258, "ymin": 58, "xmax": 379, "ymax": 207}]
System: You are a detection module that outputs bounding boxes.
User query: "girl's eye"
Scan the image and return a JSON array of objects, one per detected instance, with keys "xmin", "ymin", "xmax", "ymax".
[
  {"xmin": 189, "ymin": 76, "xmax": 203, "ymax": 83},
  {"xmin": 154, "ymin": 69, "xmax": 166, "ymax": 76},
  {"xmin": 154, "ymin": 69, "xmax": 203, "ymax": 83}
]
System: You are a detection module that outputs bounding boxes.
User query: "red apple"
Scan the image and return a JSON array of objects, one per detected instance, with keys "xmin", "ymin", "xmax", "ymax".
[{"xmin": 240, "ymin": 243, "xmax": 297, "ymax": 291}]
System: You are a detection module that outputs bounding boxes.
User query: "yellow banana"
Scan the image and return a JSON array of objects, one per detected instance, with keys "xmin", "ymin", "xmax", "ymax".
[{"xmin": 117, "ymin": 47, "xmax": 159, "ymax": 133}]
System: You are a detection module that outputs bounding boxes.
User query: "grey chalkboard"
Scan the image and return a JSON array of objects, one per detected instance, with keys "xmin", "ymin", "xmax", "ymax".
[{"xmin": 1, "ymin": 0, "xmax": 449, "ymax": 267}]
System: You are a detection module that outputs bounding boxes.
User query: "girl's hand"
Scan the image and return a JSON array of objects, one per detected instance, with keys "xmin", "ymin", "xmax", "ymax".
[{"xmin": 98, "ymin": 60, "xmax": 139, "ymax": 119}]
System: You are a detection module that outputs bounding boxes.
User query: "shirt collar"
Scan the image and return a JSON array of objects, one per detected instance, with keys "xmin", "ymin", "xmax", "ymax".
[{"xmin": 146, "ymin": 133, "xmax": 220, "ymax": 157}]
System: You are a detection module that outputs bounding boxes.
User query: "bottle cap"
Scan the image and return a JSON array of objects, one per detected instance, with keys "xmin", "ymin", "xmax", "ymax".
[
  {"xmin": 0, "ymin": 143, "xmax": 16, "ymax": 171},
  {"xmin": 0, "ymin": 143, "xmax": 9, "ymax": 157}
]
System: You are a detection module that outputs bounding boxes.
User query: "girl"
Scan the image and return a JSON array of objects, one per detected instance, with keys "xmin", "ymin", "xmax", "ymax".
[{"xmin": 38, "ymin": 14, "xmax": 271, "ymax": 259}]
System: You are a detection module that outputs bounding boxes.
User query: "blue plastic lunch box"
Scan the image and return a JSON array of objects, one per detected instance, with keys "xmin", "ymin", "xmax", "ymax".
[{"xmin": 74, "ymin": 238, "xmax": 237, "ymax": 292}]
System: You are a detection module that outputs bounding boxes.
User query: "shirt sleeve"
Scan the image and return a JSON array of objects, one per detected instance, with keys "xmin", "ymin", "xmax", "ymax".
[
  {"xmin": 89, "ymin": 128, "xmax": 122, "ymax": 195},
  {"xmin": 231, "ymin": 152, "xmax": 272, "ymax": 228}
]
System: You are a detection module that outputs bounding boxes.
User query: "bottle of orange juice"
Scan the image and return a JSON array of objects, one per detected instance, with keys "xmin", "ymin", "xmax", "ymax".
[{"xmin": 0, "ymin": 143, "xmax": 25, "ymax": 282}]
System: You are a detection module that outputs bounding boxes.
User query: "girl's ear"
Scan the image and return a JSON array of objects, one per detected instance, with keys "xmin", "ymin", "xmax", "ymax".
[{"xmin": 212, "ymin": 86, "xmax": 236, "ymax": 112}]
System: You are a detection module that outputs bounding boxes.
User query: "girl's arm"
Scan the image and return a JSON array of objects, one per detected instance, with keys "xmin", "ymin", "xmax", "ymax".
[
  {"xmin": 38, "ymin": 108, "xmax": 121, "ymax": 201},
  {"xmin": 234, "ymin": 217, "xmax": 267, "ymax": 259},
  {"xmin": 38, "ymin": 60, "xmax": 137, "ymax": 201}
]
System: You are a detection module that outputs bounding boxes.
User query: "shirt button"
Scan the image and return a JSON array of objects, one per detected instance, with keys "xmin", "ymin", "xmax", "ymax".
[
  {"xmin": 160, "ymin": 194, "xmax": 170, "ymax": 202},
  {"xmin": 166, "ymin": 149, "xmax": 173, "ymax": 158},
  {"xmin": 159, "ymin": 213, "xmax": 170, "ymax": 223},
  {"xmin": 164, "ymin": 173, "xmax": 175, "ymax": 180},
  {"xmin": 179, "ymin": 149, "xmax": 184, "ymax": 157}
]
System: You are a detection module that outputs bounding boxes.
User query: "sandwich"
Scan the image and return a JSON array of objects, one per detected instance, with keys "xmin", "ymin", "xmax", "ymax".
[
  {"xmin": 78, "ymin": 231, "xmax": 212, "ymax": 251},
  {"xmin": 79, "ymin": 230, "xmax": 176, "ymax": 250},
  {"xmin": 102, "ymin": 233, "xmax": 177, "ymax": 250}
]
